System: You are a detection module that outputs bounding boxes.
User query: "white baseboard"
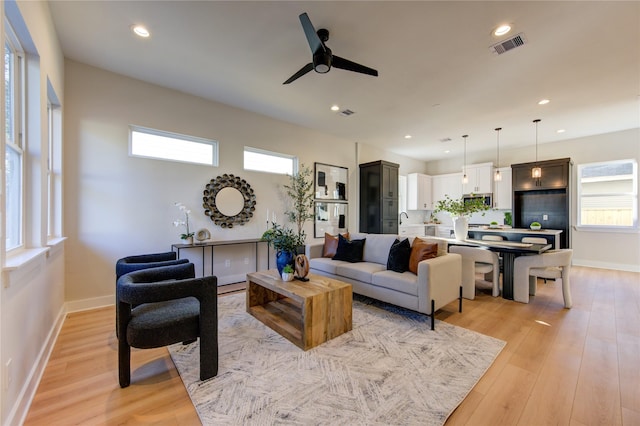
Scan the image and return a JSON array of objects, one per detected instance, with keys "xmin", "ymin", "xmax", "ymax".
[
  {"xmin": 7, "ymin": 304, "xmax": 66, "ymax": 426},
  {"xmin": 573, "ymin": 259, "xmax": 640, "ymax": 273},
  {"xmin": 65, "ymin": 294, "xmax": 115, "ymax": 313}
]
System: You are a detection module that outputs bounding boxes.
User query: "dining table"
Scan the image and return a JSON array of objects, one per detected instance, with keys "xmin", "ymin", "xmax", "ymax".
[{"xmin": 447, "ymin": 238, "xmax": 552, "ymax": 300}]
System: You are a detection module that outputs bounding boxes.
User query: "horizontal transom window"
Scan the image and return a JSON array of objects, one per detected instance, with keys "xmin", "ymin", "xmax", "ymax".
[
  {"xmin": 129, "ymin": 125, "xmax": 218, "ymax": 166},
  {"xmin": 244, "ymin": 146, "xmax": 297, "ymax": 175}
]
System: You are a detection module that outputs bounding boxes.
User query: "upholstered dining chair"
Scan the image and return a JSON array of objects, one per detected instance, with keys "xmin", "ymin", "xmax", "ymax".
[
  {"xmin": 481, "ymin": 235, "xmax": 504, "ymax": 241},
  {"xmin": 513, "ymin": 249, "xmax": 573, "ymax": 307},
  {"xmin": 116, "ymin": 262, "xmax": 218, "ymax": 388},
  {"xmin": 449, "ymin": 245, "xmax": 500, "ymax": 299},
  {"xmin": 521, "ymin": 237, "xmax": 555, "ymax": 283}
]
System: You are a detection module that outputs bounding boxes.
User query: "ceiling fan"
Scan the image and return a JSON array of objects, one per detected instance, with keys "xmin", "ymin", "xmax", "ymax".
[{"xmin": 283, "ymin": 12, "xmax": 379, "ymax": 84}]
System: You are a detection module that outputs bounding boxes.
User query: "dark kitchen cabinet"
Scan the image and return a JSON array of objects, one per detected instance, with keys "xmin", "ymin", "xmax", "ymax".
[
  {"xmin": 512, "ymin": 158, "xmax": 572, "ymax": 248},
  {"xmin": 512, "ymin": 158, "xmax": 569, "ymax": 190},
  {"xmin": 360, "ymin": 160, "xmax": 399, "ymax": 234}
]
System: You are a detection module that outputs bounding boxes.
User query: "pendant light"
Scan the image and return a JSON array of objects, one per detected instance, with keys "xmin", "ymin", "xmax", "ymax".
[
  {"xmin": 462, "ymin": 134, "xmax": 469, "ymax": 184},
  {"xmin": 532, "ymin": 119, "xmax": 542, "ymax": 178},
  {"xmin": 494, "ymin": 127, "xmax": 502, "ymax": 182}
]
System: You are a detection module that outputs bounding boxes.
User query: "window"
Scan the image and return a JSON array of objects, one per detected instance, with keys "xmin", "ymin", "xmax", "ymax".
[
  {"xmin": 244, "ymin": 147, "xmax": 297, "ymax": 175},
  {"xmin": 129, "ymin": 125, "xmax": 218, "ymax": 166},
  {"xmin": 5, "ymin": 24, "xmax": 24, "ymax": 251},
  {"xmin": 577, "ymin": 159, "xmax": 637, "ymax": 228}
]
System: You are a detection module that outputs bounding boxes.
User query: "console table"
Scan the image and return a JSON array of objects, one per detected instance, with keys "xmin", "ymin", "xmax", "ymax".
[{"xmin": 171, "ymin": 238, "xmax": 269, "ymax": 276}]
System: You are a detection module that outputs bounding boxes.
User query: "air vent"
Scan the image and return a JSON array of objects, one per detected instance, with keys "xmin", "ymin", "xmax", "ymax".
[
  {"xmin": 489, "ymin": 33, "xmax": 527, "ymax": 55},
  {"xmin": 439, "ymin": 137, "xmax": 452, "ymax": 143},
  {"xmin": 339, "ymin": 109, "xmax": 355, "ymax": 117}
]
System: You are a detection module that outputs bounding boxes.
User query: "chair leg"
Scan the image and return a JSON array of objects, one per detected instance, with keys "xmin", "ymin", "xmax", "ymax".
[
  {"xmin": 430, "ymin": 299, "xmax": 435, "ymax": 331},
  {"xmin": 459, "ymin": 286, "xmax": 463, "ymax": 313},
  {"xmin": 118, "ymin": 339, "xmax": 131, "ymax": 388}
]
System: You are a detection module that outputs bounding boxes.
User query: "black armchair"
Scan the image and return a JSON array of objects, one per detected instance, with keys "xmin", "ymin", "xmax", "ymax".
[
  {"xmin": 115, "ymin": 251, "xmax": 189, "ymax": 279},
  {"xmin": 116, "ymin": 262, "xmax": 218, "ymax": 388}
]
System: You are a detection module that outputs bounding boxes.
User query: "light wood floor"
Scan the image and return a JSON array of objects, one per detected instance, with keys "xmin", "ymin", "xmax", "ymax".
[{"xmin": 24, "ymin": 267, "xmax": 639, "ymax": 425}]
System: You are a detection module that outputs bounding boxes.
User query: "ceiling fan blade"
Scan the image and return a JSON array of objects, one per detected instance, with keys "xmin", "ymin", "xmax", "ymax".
[
  {"xmin": 283, "ymin": 63, "xmax": 314, "ymax": 84},
  {"xmin": 332, "ymin": 55, "xmax": 379, "ymax": 77},
  {"xmin": 299, "ymin": 12, "xmax": 324, "ymax": 55}
]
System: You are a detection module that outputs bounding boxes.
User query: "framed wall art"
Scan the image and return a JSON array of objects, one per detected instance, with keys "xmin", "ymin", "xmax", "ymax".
[
  {"xmin": 314, "ymin": 162, "xmax": 348, "ymax": 201},
  {"xmin": 314, "ymin": 202, "xmax": 348, "ymax": 238}
]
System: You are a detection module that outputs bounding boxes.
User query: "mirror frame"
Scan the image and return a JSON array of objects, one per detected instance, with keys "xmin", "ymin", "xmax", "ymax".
[
  {"xmin": 314, "ymin": 202, "xmax": 348, "ymax": 238},
  {"xmin": 203, "ymin": 174, "xmax": 256, "ymax": 228},
  {"xmin": 314, "ymin": 162, "xmax": 348, "ymax": 201}
]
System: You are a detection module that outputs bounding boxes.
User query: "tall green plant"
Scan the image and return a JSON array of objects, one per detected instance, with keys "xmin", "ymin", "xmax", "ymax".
[
  {"xmin": 284, "ymin": 163, "xmax": 314, "ymax": 240},
  {"xmin": 433, "ymin": 194, "xmax": 490, "ymax": 218}
]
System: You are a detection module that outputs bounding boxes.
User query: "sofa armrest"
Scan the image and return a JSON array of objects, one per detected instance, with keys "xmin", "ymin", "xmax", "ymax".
[
  {"xmin": 416, "ymin": 253, "xmax": 461, "ymax": 314},
  {"xmin": 306, "ymin": 242, "xmax": 324, "ymax": 259}
]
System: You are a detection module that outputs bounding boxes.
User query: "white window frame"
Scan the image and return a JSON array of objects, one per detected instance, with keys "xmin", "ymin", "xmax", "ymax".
[
  {"xmin": 5, "ymin": 21, "xmax": 24, "ymax": 252},
  {"xmin": 129, "ymin": 125, "xmax": 219, "ymax": 167},
  {"xmin": 243, "ymin": 146, "xmax": 298, "ymax": 176},
  {"xmin": 577, "ymin": 159, "xmax": 638, "ymax": 230}
]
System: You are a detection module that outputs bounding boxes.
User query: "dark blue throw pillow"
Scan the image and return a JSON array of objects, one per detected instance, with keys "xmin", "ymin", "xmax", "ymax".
[
  {"xmin": 333, "ymin": 234, "xmax": 366, "ymax": 263},
  {"xmin": 387, "ymin": 238, "xmax": 411, "ymax": 273}
]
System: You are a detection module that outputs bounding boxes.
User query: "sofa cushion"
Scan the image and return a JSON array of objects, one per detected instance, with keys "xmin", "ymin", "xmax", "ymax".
[
  {"xmin": 387, "ymin": 238, "xmax": 411, "ymax": 273},
  {"xmin": 356, "ymin": 233, "xmax": 397, "ymax": 265},
  {"xmin": 409, "ymin": 240, "xmax": 438, "ymax": 274},
  {"xmin": 412, "ymin": 237, "xmax": 448, "ymax": 257},
  {"xmin": 336, "ymin": 262, "xmax": 386, "ymax": 283},
  {"xmin": 371, "ymin": 270, "xmax": 419, "ymax": 296},
  {"xmin": 309, "ymin": 257, "xmax": 349, "ymax": 275},
  {"xmin": 333, "ymin": 235, "xmax": 366, "ymax": 263},
  {"xmin": 323, "ymin": 232, "xmax": 349, "ymax": 258}
]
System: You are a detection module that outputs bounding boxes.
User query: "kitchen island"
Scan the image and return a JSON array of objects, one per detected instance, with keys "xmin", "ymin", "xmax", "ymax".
[{"xmin": 467, "ymin": 227, "xmax": 563, "ymax": 249}]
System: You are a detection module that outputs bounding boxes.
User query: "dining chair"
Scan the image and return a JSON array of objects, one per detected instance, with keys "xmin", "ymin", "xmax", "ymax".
[
  {"xmin": 481, "ymin": 235, "xmax": 504, "ymax": 241},
  {"xmin": 449, "ymin": 245, "xmax": 500, "ymax": 299},
  {"xmin": 513, "ymin": 249, "xmax": 573, "ymax": 307},
  {"xmin": 521, "ymin": 237, "xmax": 555, "ymax": 283}
]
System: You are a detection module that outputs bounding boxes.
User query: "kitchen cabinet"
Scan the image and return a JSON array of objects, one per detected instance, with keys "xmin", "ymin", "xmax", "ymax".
[
  {"xmin": 359, "ymin": 160, "xmax": 400, "ymax": 234},
  {"xmin": 407, "ymin": 173, "xmax": 432, "ymax": 210},
  {"xmin": 462, "ymin": 163, "xmax": 493, "ymax": 194},
  {"xmin": 493, "ymin": 167, "xmax": 512, "ymax": 209},
  {"xmin": 432, "ymin": 172, "xmax": 463, "ymax": 206},
  {"xmin": 512, "ymin": 158, "xmax": 569, "ymax": 190}
]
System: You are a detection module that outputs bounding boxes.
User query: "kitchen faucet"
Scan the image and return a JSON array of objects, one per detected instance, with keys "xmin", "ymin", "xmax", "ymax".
[{"xmin": 399, "ymin": 211, "xmax": 409, "ymax": 225}]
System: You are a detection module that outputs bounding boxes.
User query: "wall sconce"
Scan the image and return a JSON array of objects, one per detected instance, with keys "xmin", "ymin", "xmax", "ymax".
[
  {"xmin": 532, "ymin": 119, "xmax": 542, "ymax": 178},
  {"xmin": 494, "ymin": 127, "xmax": 502, "ymax": 181}
]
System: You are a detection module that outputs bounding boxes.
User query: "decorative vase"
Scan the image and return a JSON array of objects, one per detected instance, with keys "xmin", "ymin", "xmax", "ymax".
[
  {"xmin": 276, "ymin": 250, "xmax": 295, "ymax": 275},
  {"xmin": 281, "ymin": 272, "xmax": 294, "ymax": 282},
  {"xmin": 295, "ymin": 254, "xmax": 310, "ymax": 279},
  {"xmin": 453, "ymin": 216, "xmax": 469, "ymax": 240},
  {"xmin": 181, "ymin": 236, "xmax": 194, "ymax": 245}
]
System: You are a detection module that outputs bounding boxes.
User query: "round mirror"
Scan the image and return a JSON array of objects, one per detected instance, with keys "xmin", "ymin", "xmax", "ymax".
[
  {"xmin": 203, "ymin": 174, "xmax": 256, "ymax": 228},
  {"xmin": 216, "ymin": 187, "xmax": 244, "ymax": 216}
]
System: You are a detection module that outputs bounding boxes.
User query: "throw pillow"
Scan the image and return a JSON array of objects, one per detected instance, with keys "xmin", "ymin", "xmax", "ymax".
[
  {"xmin": 408, "ymin": 240, "xmax": 438, "ymax": 274},
  {"xmin": 387, "ymin": 238, "xmax": 411, "ymax": 273},
  {"xmin": 333, "ymin": 234, "xmax": 366, "ymax": 263},
  {"xmin": 323, "ymin": 232, "xmax": 350, "ymax": 258}
]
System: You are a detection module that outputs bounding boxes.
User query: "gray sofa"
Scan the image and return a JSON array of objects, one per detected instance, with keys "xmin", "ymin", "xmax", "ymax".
[{"xmin": 305, "ymin": 233, "xmax": 462, "ymax": 329}]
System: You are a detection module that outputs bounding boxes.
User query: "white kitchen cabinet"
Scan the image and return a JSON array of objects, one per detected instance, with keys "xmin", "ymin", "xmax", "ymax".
[
  {"xmin": 407, "ymin": 173, "xmax": 432, "ymax": 210},
  {"xmin": 493, "ymin": 167, "xmax": 512, "ymax": 209},
  {"xmin": 432, "ymin": 172, "xmax": 463, "ymax": 206},
  {"xmin": 462, "ymin": 163, "xmax": 493, "ymax": 194}
]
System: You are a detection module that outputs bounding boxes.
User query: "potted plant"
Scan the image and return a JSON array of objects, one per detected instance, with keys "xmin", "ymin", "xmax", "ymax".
[
  {"xmin": 173, "ymin": 202, "xmax": 195, "ymax": 244},
  {"xmin": 281, "ymin": 264, "xmax": 295, "ymax": 282},
  {"xmin": 433, "ymin": 194, "xmax": 490, "ymax": 240},
  {"xmin": 283, "ymin": 164, "xmax": 314, "ymax": 254},
  {"xmin": 490, "ymin": 221, "xmax": 499, "ymax": 229},
  {"xmin": 530, "ymin": 221, "xmax": 542, "ymax": 230},
  {"xmin": 261, "ymin": 222, "xmax": 305, "ymax": 275}
]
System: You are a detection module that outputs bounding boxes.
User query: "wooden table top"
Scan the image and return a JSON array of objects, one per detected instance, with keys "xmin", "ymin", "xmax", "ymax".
[{"xmin": 246, "ymin": 270, "xmax": 352, "ymax": 302}]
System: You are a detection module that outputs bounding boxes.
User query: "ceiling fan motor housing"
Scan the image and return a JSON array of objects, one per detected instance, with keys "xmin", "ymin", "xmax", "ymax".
[{"xmin": 313, "ymin": 47, "xmax": 332, "ymax": 73}]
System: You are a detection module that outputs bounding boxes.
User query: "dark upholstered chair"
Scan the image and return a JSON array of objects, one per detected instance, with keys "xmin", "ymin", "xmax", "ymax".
[
  {"xmin": 116, "ymin": 262, "xmax": 218, "ymax": 388},
  {"xmin": 115, "ymin": 251, "xmax": 189, "ymax": 279}
]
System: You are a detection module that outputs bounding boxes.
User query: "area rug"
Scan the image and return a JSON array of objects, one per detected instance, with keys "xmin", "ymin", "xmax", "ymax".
[{"xmin": 169, "ymin": 293, "xmax": 505, "ymax": 425}]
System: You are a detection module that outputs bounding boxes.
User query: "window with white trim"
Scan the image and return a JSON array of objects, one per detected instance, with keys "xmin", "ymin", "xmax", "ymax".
[
  {"xmin": 243, "ymin": 147, "xmax": 297, "ymax": 175},
  {"xmin": 5, "ymin": 23, "xmax": 24, "ymax": 251},
  {"xmin": 129, "ymin": 125, "xmax": 219, "ymax": 166},
  {"xmin": 577, "ymin": 159, "xmax": 637, "ymax": 228}
]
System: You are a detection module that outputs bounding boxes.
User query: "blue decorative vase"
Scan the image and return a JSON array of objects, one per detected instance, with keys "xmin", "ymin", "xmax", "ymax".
[{"xmin": 276, "ymin": 250, "xmax": 295, "ymax": 275}]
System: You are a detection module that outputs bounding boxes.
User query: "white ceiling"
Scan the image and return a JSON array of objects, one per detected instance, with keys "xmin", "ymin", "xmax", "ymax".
[{"xmin": 49, "ymin": 1, "xmax": 640, "ymax": 161}]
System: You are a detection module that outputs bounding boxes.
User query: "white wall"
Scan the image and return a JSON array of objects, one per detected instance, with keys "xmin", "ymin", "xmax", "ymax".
[
  {"xmin": 425, "ymin": 128, "xmax": 640, "ymax": 271},
  {"xmin": 1, "ymin": 1, "xmax": 65, "ymax": 425}
]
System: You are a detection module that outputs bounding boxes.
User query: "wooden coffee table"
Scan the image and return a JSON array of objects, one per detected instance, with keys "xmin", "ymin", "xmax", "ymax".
[{"xmin": 246, "ymin": 270, "xmax": 352, "ymax": 350}]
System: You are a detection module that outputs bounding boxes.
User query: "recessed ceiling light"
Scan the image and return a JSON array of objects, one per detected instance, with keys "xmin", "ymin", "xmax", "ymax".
[
  {"xmin": 330, "ymin": 105, "xmax": 340, "ymax": 111},
  {"xmin": 494, "ymin": 24, "xmax": 512, "ymax": 36},
  {"xmin": 538, "ymin": 99, "xmax": 550, "ymax": 105},
  {"xmin": 444, "ymin": 150, "xmax": 450, "ymax": 154},
  {"xmin": 132, "ymin": 25, "xmax": 150, "ymax": 38},
  {"xmin": 404, "ymin": 135, "xmax": 412, "ymax": 139},
  {"xmin": 557, "ymin": 129, "xmax": 566, "ymax": 133}
]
